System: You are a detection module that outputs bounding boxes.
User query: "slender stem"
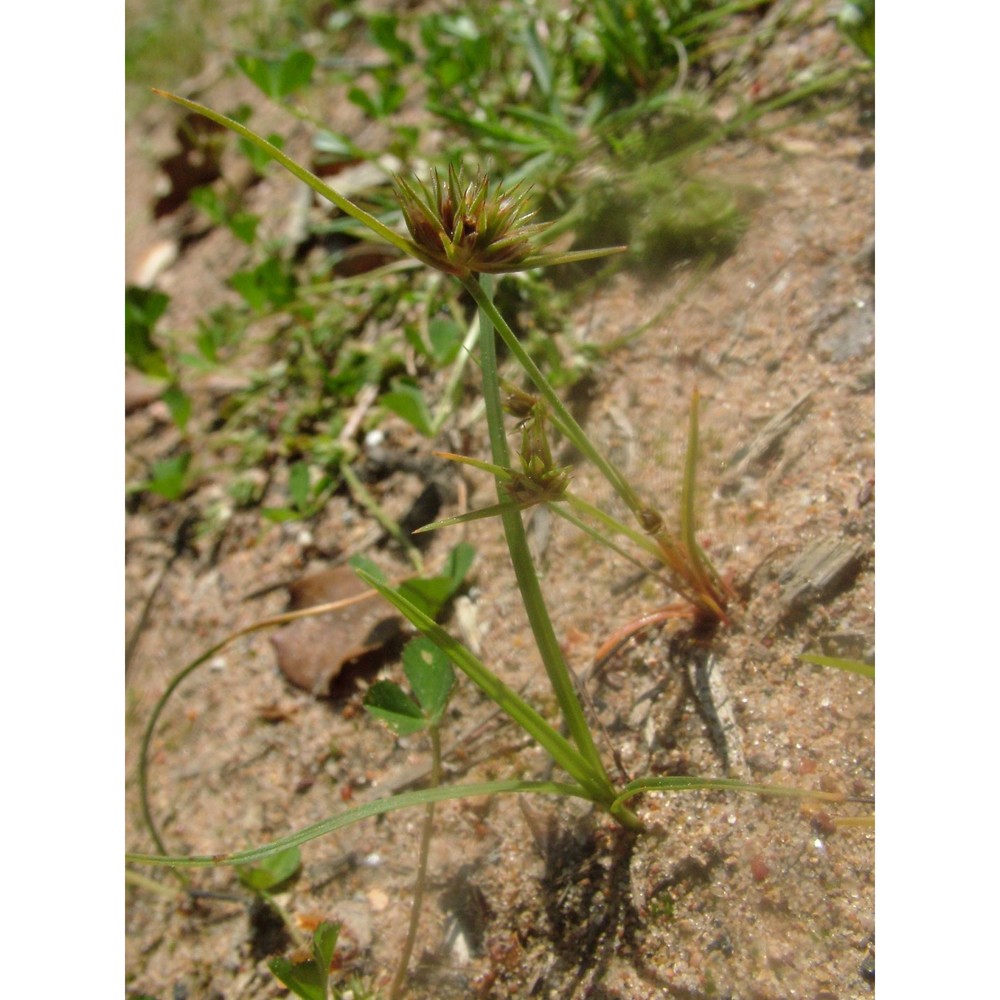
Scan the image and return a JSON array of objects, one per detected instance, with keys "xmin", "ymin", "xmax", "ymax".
[
  {"xmin": 472, "ymin": 276, "xmax": 613, "ymax": 795},
  {"xmin": 563, "ymin": 493, "xmax": 663, "ymax": 560},
  {"xmin": 355, "ymin": 570, "xmax": 609, "ymax": 801},
  {"xmin": 549, "ymin": 503, "xmax": 669, "ymax": 583},
  {"xmin": 678, "ymin": 389, "xmax": 723, "ymax": 611},
  {"xmin": 389, "ymin": 726, "xmax": 441, "ymax": 1000},
  {"xmin": 136, "ymin": 593, "xmax": 382, "ymax": 875},
  {"xmin": 125, "ymin": 870, "xmax": 186, "ymax": 899},
  {"xmin": 462, "ymin": 277, "xmax": 646, "ymax": 520}
]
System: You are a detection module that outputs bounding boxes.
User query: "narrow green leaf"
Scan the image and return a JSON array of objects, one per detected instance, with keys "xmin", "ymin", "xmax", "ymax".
[
  {"xmin": 432, "ymin": 451, "xmax": 513, "ymax": 480},
  {"xmin": 126, "ymin": 780, "xmax": 591, "ymax": 869},
  {"xmin": 354, "ymin": 571, "xmax": 610, "ymax": 800},
  {"xmin": 261, "ymin": 506, "xmax": 301, "ymax": 523},
  {"xmin": 161, "ymin": 385, "xmax": 191, "ymax": 431},
  {"xmin": 521, "ymin": 20, "xmax": 554, "ymax": 104},
  {"xmin": 799, "ymin": 653, "xmax": 874, "ymax": 680},
  {"xmin": 614, "ymin": 775, "xmax": 850, "ymax": 811},
  {"xmin": 288, "ymin": 461, "xmax": 311, "ymax": 512},
  {"xmin": 152, "ymin": 92, "xmax": 422, "ymax": 262},
  {"xmin": 413, "ymin": 500, "xmax": 531, "ymax": 534},
  {"xmin": 348, "ymin": 554, "xmax": 386, "ymax": 586}
]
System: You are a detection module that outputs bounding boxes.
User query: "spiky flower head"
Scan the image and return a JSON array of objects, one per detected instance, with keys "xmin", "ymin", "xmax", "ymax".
[
  {"xmin": 394, "ymin": 165, "xmax": 552, "ymax": 277},
  {"xmin": 394, "ymin": 164, "xmax": 627, "ymax": 279}
]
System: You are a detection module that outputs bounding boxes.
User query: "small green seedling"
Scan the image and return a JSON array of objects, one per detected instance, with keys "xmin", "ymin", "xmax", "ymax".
[
  {"xmin": 237, "ymin": 847, "xmax": 354, "ymax": 998},
  {"xmin": 268, "ymin": 919, "xmax": 340, "ymax": 1000},
  {"xmin": 365, "ymin": 635, "xmax": 455, "ymax": 736},
  {"xmin": 128, "ymin": 94, "xmax": 863, "ymax": 993}
]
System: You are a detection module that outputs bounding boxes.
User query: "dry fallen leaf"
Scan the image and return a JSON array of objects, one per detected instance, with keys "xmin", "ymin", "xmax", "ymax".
[{"xmin": 270, "ymin": 566, "xmax": 402, "ymax": 697}]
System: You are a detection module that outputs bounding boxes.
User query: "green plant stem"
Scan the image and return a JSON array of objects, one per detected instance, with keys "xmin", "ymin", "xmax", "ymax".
[
  {"xmin": 472, "ymin": 275, "xmax": 613, "ymax": 796},
  {"xmin": 549, "ymin": 503, "xmax": 669, "ymax": 583},
  {"xmin": 357, "ymin": 568, "xmax": 611, "ymax": 803},
  {"xmin": 562, "ymin": 493, "xmax": 663, "ymax": 560},
  {"xmin": 461, "ymin": 276, "xmax": 646, "ymax": 520},
  {"xmin": 389, "ymin": 726, "xmax": 441, "ymax": 1000},
  {"xmin": 676, "ymin": 388, "xmax": 728, "ymax": 619},
  {"xmin": 125, "ymin": 869, "xmax": 186, "ymax": 899}
]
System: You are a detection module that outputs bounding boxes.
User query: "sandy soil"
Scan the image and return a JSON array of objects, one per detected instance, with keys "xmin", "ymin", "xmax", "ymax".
[{"xmin": 126, "ymin": 6, "xmax": 874, "ymax": 998}]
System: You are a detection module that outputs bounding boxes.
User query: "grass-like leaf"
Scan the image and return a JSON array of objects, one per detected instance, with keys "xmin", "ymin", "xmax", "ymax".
[
  {"xmin": 354, "ymin": 567, "xmax": 613, "ymax": 802},
  {"xmin": 799, "ymin": 652, "xmax": 875, "ymax": 680},
  {"xmin": 127, "ymin": 780, "xmax": 591, "ymax": 868}
]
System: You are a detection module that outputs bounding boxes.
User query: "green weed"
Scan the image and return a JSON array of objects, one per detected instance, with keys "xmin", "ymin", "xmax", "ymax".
[
  {"xmin": 126, "ymin": 7, "xmax": 873, "ymax": 992},
  {"xmin": 129, "ymin": 100, "xmax": 851, "ymax": 886}
]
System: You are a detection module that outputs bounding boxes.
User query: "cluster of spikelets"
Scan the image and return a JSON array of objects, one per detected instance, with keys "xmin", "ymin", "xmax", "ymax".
[{"xmin": 394, "ymin": 165, "xmax": 558, "ymax": 278}]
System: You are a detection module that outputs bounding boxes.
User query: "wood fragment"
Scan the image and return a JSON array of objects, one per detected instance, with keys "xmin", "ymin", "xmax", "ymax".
[
  {"xmin": 684, "ymin": 649, "xmax": 749, "ymax": 779},
  {"xmin": 721, "ymin": 392, "xmax": 813, "ymax": 493},
  {"xmin": 776, "ymin": 536, "xmax": 867, "ymax": 615}
]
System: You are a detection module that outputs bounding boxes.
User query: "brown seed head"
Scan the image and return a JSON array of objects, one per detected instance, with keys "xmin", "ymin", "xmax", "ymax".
[{"xmin": 394, "ymin": 165, "xmax": 553, "ymax": 277}]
